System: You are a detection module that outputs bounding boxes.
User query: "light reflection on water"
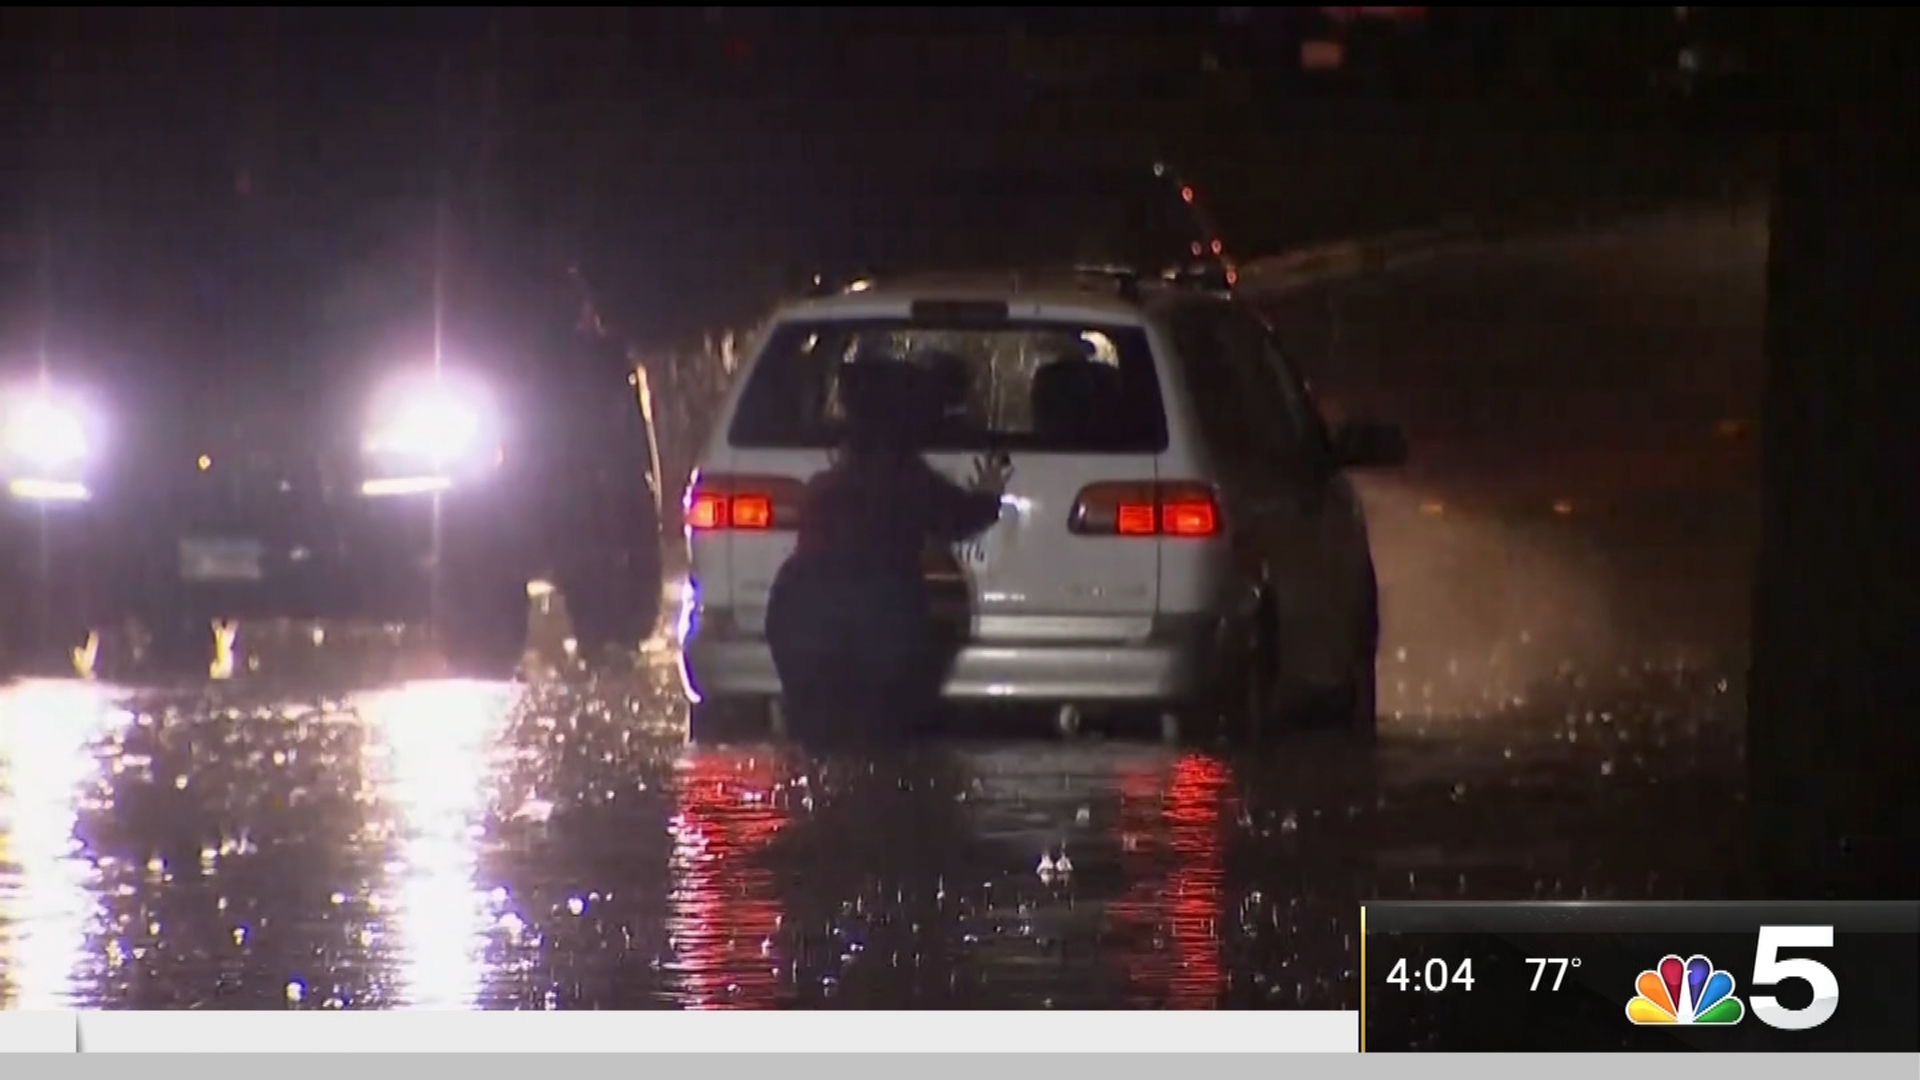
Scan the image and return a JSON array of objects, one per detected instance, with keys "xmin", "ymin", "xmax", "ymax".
[
  {"xmin": 1109, "ymin": 753, "xmax": 1229, "ymax": 1009},
  {"xmin": 665, "ymin": 748, "xmax": 793, "ymax": 1009},
  {"xmin": 359, "ymin": 679, "xmax": 515, "ymax": 1009},
  {"xmin": 1161, "ymin": 755, "xmax": 1229, "ymax": 1005},
  {"xmin": 0, "ymin": 645, "xmax": 1742, "ymax": 1010},
  {"xmin": 0, "ymin": 680, "xmax": 128, "ymax": 1009}
]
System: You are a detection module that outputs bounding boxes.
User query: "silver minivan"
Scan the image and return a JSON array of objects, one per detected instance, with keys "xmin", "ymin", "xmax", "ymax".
[{"xmin": 676, "ymin": 269, "xmax": 1405, "ymax": 742}]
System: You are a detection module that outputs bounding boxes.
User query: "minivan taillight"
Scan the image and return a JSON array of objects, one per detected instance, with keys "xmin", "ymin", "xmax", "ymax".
[
  {"xmin": 1069, "ymin": 481, "xmax": 1222, "ymax": 538},
  {"xmin": 684, "ymin": 473, "xmax": 806, "ymax": 532}
]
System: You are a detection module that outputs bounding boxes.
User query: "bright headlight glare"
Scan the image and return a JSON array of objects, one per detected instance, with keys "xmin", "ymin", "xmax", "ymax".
[
  {"xmin": 363, "ymin": 375, "xmax": 496, "ymax": 466},
  {"xmin": 2, "ymin": 391, "xmax": 92, "ymax": 471}
]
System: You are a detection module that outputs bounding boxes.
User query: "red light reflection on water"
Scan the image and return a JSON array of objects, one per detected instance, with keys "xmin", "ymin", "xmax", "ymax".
[
  {"xmin": 1110, "ymin": 753, "xmax": 1230, "ymax": 1007},
  {"xmin": 665, "ymin": 750, "xmax": 792, "ymax": 1009}
]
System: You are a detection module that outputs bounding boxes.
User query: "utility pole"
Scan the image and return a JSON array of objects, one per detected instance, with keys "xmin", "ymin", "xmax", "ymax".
[
  {"xmin": 432, "ymin": 52, "xmax": 453, "ymax": 376},
  {"xmin": 476, "ymin": 8, "xmax": 504, "ymax": 240},
  {"xmin": 33, "ymin": 12, "xmax": 69, "ymax": 385}
]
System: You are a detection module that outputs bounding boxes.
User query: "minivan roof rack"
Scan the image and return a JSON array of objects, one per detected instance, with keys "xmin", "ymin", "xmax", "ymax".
[
  {"xmin": 802, "ymin": 258, "xmax": 1233, "ymax": 303},
  {"xmin": 1074, "ymin": 260, "xmax": 1235, "ymax": 299},
  {"xmin": 1070, "ymin": 263, "xmax": 1144, "ymax": 301},
  {"xmin": 807, "ymin": 270, "xmax": 881, "ymax": 297}
]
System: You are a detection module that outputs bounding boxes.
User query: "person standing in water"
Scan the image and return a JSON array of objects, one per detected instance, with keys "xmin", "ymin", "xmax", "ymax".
[{"xmin": 765, "ymin": 359, "xmax": 1011, "ymax": 741}]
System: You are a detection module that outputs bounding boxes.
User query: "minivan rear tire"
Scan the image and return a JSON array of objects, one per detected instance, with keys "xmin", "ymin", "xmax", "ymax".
[
  {"xmin": 1297, "ymin": 623, "xmax": 1380, "ymax": 742},
  {"xmin": 1342, "ymin": 664, "xmax": 1379, "ymax": 744},
  {"xmin": 1348, "ymin": 566, "xmax": 1381, "ymax": 744}
]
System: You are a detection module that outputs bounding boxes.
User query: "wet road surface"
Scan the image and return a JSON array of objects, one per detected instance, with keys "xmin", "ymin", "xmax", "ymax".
[{"xmin": 0, "ymin": 207, "xmax": 1761, "ymax": 1010}]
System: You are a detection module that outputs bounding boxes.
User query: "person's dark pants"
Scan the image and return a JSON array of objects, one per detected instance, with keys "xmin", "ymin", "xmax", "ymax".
[{"xmin": 766, "ymin": 557, "xmax": 941, "ymax": 740}]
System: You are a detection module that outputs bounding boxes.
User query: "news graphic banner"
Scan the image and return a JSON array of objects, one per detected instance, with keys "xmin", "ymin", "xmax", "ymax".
[{"xmin": 1362, "ymin": 901, "xmax": 1920, "ymax": 1052}]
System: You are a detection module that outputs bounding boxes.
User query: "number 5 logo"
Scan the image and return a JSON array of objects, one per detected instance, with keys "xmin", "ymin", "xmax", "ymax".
[{"xmin": 1751, "ymin": 925, "xmax": 1840, "ymax": 1030}]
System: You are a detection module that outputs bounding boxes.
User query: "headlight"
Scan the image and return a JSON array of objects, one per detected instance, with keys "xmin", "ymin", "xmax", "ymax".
[
  {"xmin": 360, "ymin": 372, "xmax": 499, "ymax": 491},
  {"xmin": 2, "ymin": 388, "xmax": 93, "ymax": 473}
]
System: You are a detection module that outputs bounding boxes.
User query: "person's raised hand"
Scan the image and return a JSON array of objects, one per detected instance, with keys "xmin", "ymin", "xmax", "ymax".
[{"xmin": 969, "ymin": 451, "xmax": 1014, "ymax": 495}]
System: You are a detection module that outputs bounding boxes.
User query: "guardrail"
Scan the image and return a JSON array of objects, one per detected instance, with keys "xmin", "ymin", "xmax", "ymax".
[
  {"xmin": 1237, "ymin": 225, "xmax": 1458, "ymax": 292},
  {"xmin": 1237, "ymin": 186, "xmax": 1768, "ymax": 295}
]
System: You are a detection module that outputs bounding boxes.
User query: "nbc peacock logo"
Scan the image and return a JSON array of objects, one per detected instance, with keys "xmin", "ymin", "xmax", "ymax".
[{"xmin": 1627, "ymin": 954, "xmax": 1746, "ymax": 1026}]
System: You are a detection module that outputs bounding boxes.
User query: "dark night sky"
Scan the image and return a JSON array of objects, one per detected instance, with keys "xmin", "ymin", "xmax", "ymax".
[
  {"xmin": 1, "ymin": 8, "xmax": 1760, "ymax": 364},
  {"xmin": 1, "ymin": 10, "xmax": 1076, "ymax": 358}
]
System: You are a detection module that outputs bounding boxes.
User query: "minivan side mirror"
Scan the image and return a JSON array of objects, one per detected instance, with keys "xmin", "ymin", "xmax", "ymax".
[{"xmin": 1330, "ymin": 420, "xmax": 1408, "ymax": 469}]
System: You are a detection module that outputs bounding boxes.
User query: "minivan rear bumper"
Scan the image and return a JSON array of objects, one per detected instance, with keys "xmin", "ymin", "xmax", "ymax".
[{"xmin": 680, "ymin": 610, "xmax": 1232, "ymax": 706}]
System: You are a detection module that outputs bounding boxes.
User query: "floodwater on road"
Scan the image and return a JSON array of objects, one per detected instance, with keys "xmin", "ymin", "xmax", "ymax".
[
  {"xmin": 0, "ymin": 207, "xmax": 1760, "ymax": 1010},
  {"xmin": 0, "ymin": 600, "xmax": 1744, "ymax": 1011}
]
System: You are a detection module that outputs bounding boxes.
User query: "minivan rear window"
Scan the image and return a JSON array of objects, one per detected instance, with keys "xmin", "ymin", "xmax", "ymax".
[{"xmin": 728, "ymin": 319, "xmax": 1169, "ymax": 453}]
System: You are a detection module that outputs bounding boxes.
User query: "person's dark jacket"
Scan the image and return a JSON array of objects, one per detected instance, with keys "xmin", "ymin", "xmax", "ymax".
[{"xmin": 788, "ymin": 454, "xmax": 1003, "ymax": 576}]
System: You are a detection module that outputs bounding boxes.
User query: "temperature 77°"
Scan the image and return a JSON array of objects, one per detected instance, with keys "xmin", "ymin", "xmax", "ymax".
[{"xmin": 1526, "ymin": 957, "xmax": 1582, "ymax": 991}]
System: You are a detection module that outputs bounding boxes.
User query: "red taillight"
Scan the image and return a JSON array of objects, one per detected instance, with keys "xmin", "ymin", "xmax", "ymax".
[
  {"xmin": 1070, "ymin": 481, "xmax": 1222, "ymax": 538},
  {"xmin": 1116, "ymin": 503, "xmax": 1157, "ymax": 536},
  {"xmin": 1162, "ymin": 496, "xmax": 1218, "ymax": 537},
  {"xmin": 686, "ymin": 489, "xmax": 726, "ymax": 530},
  {"xmin": 684, "ymin": 473, "xmax": 804, "ymax": 532},
  {"xmin": 731, "ymin": 494, "xmax": 773, "ymax": 529}
]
